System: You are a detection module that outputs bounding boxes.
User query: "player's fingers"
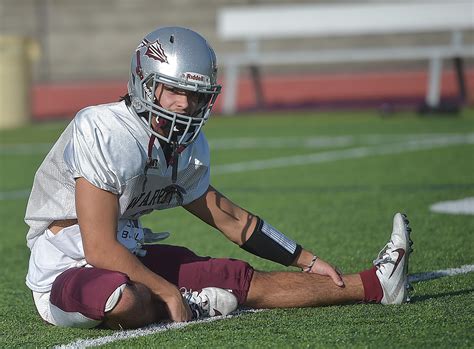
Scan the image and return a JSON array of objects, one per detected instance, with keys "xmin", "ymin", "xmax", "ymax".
[
  {"xmin": 329, "ymin": 267, "xmax": 345, "ymax": 287},
  {"xmin": 185, "ymin": 302, "xmax": 193, "ymax": 320},
  {"xmin": 166, "ymin": 297, "xmax": 192, "ymax": 322}
]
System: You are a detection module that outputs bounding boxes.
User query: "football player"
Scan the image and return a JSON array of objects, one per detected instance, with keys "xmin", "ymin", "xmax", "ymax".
[{"xmin": 25, "ymin": 27, "xmax": 413, "ymax": 329}]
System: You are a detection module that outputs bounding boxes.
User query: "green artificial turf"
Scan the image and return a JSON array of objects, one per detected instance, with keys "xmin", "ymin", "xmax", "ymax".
[{"xmin": 0, "ymin": 109, "xmax": 473, "ymax": 348}]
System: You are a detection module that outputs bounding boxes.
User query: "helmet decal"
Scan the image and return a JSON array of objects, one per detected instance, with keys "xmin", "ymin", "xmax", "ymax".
[{"xmin": 138, "ymin": 38, "xmax": 169, "ymax": 64}]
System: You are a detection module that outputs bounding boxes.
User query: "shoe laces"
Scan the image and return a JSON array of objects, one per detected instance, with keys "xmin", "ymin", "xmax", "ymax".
[
  {"xmin": 181, "ymin": 288, "xmax": 209, "ymax": 319},
  {"xmin": 373, "ymin": 241, "xmax": 396, "ymax": 272}
]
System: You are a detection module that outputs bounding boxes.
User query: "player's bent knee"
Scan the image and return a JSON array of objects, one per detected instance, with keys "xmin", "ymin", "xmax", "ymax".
[{"xmin": 103, "ymin": 282, "xmax": 156, "ymax": 329}]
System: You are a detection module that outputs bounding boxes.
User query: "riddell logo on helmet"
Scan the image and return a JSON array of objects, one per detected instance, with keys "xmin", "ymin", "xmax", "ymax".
[
  {"xmin": 186, "ymin": 73, "xmax": 204, "ymax": 81},
  {"xmin": 183, "ymin": 72, "xmax": 210, "ymax": 85}
]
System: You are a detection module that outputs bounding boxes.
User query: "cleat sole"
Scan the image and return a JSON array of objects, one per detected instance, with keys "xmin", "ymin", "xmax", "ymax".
[{"xmin": 403, "ymin": 213, "xmax": 412, "ymax": 304}]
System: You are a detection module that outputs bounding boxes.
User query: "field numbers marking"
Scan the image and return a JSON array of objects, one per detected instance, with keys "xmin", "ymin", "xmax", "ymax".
[{"xmin": 429, "ymin": 197, "xmax": 474, "ymax": 215}]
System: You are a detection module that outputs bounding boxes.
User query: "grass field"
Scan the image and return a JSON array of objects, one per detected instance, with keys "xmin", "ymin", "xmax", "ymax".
[{"xmin": 0, "ymin": 109, "xmax": 473, "ymax": 348}]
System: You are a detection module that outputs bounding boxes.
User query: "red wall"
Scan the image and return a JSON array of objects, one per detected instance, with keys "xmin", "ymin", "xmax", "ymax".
[{"xmin": 32, "ymin": 69, "xmax": 474, "ymax": 120}]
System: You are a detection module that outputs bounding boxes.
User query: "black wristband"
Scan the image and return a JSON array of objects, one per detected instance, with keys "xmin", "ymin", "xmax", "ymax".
[{"xmin": 240, "ymin": 217, "xmax": 302, "ymax": 266}]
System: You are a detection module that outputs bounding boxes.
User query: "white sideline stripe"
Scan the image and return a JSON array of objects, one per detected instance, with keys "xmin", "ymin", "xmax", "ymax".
[
  {"xmin": 0, "ymin": 133, "xmax": 468, "ymax": 154},
  {"xmin": 1, "ymin": 136, "xmax": 355, "ymax": 155},
  {"xmin": 56, "ymin": 265, "xmax": 474, "ymax": 349},
  {"xmin": 0, "ymin": 189, "xmax": 31, "ymax": 200},
  {"xmin": 212, "ymin": 133, "xmax": 474, "ymax": 174},
  {"xmin": 54, "ymin": 309, "xmax": 263, "ymax": 349},
  {"xmin": 1, "ymin": 134, "xmax": 473, "ymax": 201},
  {"xmin": 408, "ymin": 264, "xmax": 474, "ymax": 283},
  {"xmin": 0, "ymin": 143, "xmax": 53, "ymax": 155},
  {"xmin": 209, "ymin": 133, "xmax": 470, "ymax": 150}
]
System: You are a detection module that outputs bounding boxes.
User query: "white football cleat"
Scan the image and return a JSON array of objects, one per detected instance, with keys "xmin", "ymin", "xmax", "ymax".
[
  {"xmin": 182, "ymin": 287, "xmax": 238, "ymax": 319},
  {"xmin": 374, "ymin": 213, "xmax": 413, "ymax": 305}
]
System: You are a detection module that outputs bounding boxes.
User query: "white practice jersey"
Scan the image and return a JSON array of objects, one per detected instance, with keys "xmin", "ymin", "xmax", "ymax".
[{"xmin": 25, "ymin": 101, "xmax": 210, "ymax": 292}]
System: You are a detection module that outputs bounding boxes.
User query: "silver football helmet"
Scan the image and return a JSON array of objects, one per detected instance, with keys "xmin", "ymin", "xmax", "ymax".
[{"xmin": 128, "ymin": 27, "xmax": 221, "ymax": 146}]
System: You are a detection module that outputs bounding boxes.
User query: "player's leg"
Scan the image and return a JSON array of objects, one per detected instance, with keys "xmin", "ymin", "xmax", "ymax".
[
  {"xmin": 45, "ymin": 266, "xmax": 166, "ymax": 329},
  {"xmin": 47, "ymin": 246, "xmax": 242, "ymax": 329},
  {"xmin": 139, "ymin": 244, "xmax": 246, "ymax": 316},
  {"xmin": 102, "ymin": 282, "xmax": 167, "ymax": 329},
  {"xmin": 246, "ymin": 213, "xmax": 412, "ymax": 308},
  {"xmin": 139, "ymin": 245, "xmax": 362, "ymax": 310},
  {"xmin": 137, "ymin": 212, "xmax": 412, "ymax": 314},
  {"xmin": 245, "ymin": 271, "xmax": 364, "ymax": 308}
]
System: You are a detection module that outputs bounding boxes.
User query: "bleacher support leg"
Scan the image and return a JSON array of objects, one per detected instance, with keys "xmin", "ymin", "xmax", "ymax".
[
  {"xmin": 223, "ymin": 64, "xmax": 238, "ymax": 115},
  {"xmin": 453, "ymin": 56, "xmax": 467, "ymax": 105},
  {"xmin": 249, "ymin": 65, "xmax": 265, "ymax": 109},
  {"xmin": 426, "ymin": 56, "xmax": 442, "ymax": 109}
]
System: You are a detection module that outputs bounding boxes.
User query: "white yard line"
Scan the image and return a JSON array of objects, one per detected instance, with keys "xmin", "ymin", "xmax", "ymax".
[
  {"xmin": 209, "ymin": 133, "xmax": 472, "ymax": 150},
  {"xmin": 408, "ymin": 264, "xmax": 474, "ymax": 283},
  {"xmin": 0, "ymin": 133, "xmax": 469, "ymax": 154},
  {"xmin": 54, "ymin": 309, "xmax": 263, "ymax": 349},
  {"xmin": 430, "ymin": 197, "xmax": 474, "ymax": 215},
  {"xmin": 212, "ymin": 133, "xmax": 474, "ymax": 174},
  {"xmin": 1, "ymin": 133, "xmax": 473, "ymax": 201},
  {"xmin": 211, "ymin": 135, "xmax": 356, "ymax": 149},
  {"xmin": 56, "ymin": 264, "xmax": 473, "ymax": 349},
  {"xmin": 0, "ymin": 142, "xmax": 54, "ymax": 155},
  {"xmin": 0, "ymin": 189, "xmax": 32, "ymax": 201},
  {"xmin": 1, "ymin": 136, "xmax": 355, "ymax": 155}
]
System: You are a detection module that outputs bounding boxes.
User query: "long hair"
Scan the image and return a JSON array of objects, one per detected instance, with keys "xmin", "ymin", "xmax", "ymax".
[{"xmin": 119, "ymin": 93, "xmax": 131, "ymax": 106}]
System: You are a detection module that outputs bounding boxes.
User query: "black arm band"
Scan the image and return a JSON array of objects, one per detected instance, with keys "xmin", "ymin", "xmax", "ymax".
[{"xmin": 240, "ymin": 217, "xmax": 302, "ymax": 266}]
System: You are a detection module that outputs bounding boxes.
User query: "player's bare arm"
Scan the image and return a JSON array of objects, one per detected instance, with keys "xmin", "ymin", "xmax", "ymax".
[
  {"xmin": 75, "ymin": 177, "xmax": 192, "ymax": 322},
  {"xmin": 183, "ymin": 185, "xmax": 257, "ymax": 245},
  {"xmin": 184, "ymin": 185, "xmax": 343, "ymax": 286}
]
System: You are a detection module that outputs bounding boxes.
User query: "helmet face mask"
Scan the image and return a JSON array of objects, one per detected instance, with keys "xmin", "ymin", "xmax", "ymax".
[{"xmin": 128, "ymin": 27, "xmax": 221, "ymax": 146}]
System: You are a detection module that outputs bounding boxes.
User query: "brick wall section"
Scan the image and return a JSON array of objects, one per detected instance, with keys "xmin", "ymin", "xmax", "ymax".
[{"xmin": 2, "ymin": 0, "xmax": 472, "ymax": 82}]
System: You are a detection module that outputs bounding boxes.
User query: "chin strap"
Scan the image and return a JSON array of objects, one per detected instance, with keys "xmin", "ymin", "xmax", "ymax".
[
  {"xmin": 161, "ymin": 142, "xmax": 187, "ymax": 205},
  {"xmin": 143, "ymin": 132, "xmax": 187, "ymax": 205},
  {"xmin": 142, "ymin": 134, "xmax": 157, "ymax": 191}
]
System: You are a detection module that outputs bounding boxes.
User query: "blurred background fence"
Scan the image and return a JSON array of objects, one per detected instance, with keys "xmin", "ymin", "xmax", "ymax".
[{"xmin": 0, "ymin": 0, "xmax": 473, "ymax": 127}]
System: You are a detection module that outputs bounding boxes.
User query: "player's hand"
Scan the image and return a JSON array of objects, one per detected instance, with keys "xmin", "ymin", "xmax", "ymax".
[
  {"xmin": 163, "ymin": 289, "xmax": 193, "ymax": 322},
  {"xmin": 309, "ymin": 258, "xmax": 345, "ymax": 287}
]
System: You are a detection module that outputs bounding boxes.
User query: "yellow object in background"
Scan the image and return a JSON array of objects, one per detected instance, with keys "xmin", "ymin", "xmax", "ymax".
[{"xmin": 0, "ymin": 36, "xmax": 39, "ymax": 129}]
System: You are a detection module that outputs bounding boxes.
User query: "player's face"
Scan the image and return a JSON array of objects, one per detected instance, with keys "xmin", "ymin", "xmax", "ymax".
[
  {"xmin": 155, "ymin": 83, "xmax": 199, "ymax": 116},
  {"xmin": 151, "ymin": 83, "xmax": 202, "ymax": 139}
]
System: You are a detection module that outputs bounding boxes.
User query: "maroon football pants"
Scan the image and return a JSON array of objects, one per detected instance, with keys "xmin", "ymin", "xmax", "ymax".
[{"xmin": 50, "ymin": 244, "xmax": 254, "ymax": 323}]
